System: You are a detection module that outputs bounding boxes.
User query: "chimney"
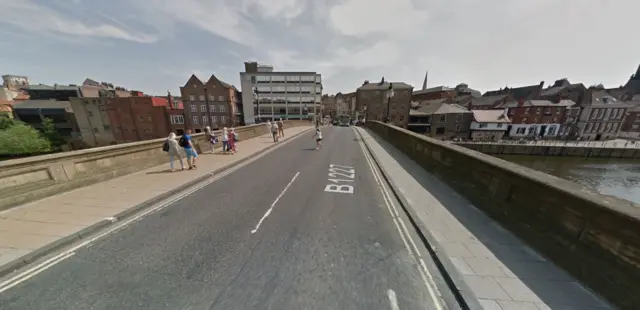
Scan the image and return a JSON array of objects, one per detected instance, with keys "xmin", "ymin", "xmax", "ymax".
[
  {"xmin": 539, "ymin": 81, "xmax": 544, "ymax": 88},
  {"xmin": 467, "ymin": 102, "xmax": 472, "ymax": 110},
  {"xmin": 167, "ymin": 90, "xmax": 174, "ymax": 108},
  {"xmin": 517, "ymin": 98, "xmax": 525, "ymax": 107}
]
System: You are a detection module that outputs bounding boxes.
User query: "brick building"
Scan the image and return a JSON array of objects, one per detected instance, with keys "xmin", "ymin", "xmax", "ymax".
[
  {"xmin": 105, "ymin": 94, "xmax": 171, "ymax": 143},
  {"xmin": 356, "ymin": 79, "xmax": 413, "ymax": 127},
  {"xmin": 166, "ymin": 92, "xmax": 186, "ymax": 135},
  {"xmin": 496, "ymin": 99, "xmax": 577, "ymax": 139},
  {"xmin": 180, "ymin": 74, "xmax": 239, "ymax": 132},
  {"xmin": 620, "ymin": 102, "xmax": 640, "ymax": 139}
]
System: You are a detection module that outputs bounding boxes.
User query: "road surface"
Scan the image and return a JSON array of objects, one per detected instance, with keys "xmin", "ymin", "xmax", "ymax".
[{"xmin": 0, "ymin": 127, "xmax": 448, "ymax": 310}]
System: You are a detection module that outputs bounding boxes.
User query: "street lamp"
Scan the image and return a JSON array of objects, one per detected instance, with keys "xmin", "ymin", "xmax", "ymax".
[
  {"xmin": 253, "ymin": 87, "xmax": 260, "ymax": 123},
  {"xmin": 385, "ymin": 83, "xmax": 394, "ymax": 123}
]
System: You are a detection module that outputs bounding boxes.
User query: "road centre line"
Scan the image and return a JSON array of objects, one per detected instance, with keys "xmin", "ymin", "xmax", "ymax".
[
  {"xmin": 0, "ymin": 130, "xmax": 309, "ymax": 292},
  {"xmin": 354, "ymin": 128, "xmax": 445, "ymax": 310},
  {"xmin": 251, "ymin": 172, "xmax": 300, "ymax": 234}
]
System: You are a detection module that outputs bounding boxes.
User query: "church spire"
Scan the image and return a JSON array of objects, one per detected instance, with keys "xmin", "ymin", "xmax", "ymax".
[{"xmin": 421, "ymin": 70, "xmax": 428, "ymax": 91}]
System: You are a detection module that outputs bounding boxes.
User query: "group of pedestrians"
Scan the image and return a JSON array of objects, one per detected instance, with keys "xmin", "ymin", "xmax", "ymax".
[
  {"xmin": 163, "ymin": 126, "xmax": 238, "ymax": 172},
  {"xmin": 267, "ymin": 119, "xmax": 284, "ymax": 142}
]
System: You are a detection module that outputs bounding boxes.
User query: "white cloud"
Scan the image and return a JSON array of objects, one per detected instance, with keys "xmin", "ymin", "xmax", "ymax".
[{"xmin": 0, "ymin": 1, "xmax": 157, "ymax": 43}]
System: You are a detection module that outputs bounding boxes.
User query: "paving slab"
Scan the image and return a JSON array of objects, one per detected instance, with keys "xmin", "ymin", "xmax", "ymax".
[
  {"xmin": 355, "ymin": 127, "xmax": 614, "ymax": 310},
  {"xmin": 0, "ymin": 126, "xmax": 311, "ymax": 276}
]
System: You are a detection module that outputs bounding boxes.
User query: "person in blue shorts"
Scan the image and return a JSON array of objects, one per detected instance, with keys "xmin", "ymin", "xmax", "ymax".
[{"xmin": 181, "ymin": 128, "xmax": 198, "ymax": 169}]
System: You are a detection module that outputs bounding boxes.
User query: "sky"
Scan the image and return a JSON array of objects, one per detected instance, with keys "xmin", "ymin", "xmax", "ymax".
[{"xmin": 1, "ymin": 0, "xmax": 639, "ymax": 96}]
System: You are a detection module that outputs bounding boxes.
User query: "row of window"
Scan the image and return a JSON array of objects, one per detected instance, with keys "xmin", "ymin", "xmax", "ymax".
[
  {"xmin": 585, "ymin": 122, "xmax": 619, "ymax": 134},
  {"xmin": 187, "ymin": 95, "xmax": 227, "ymax": 102},
  {"xmin": 170, "ymin": 115, "xmax": 229, "ymax": 125},
  {"xmin": 510, "ymin": 107, "xmax": 564, "ymax": 115},
  {"xmin": 590, "ymin": 108, "xmax": 625, "ymax": 121},
  {"xmin": 255, "ymin": 86, "xmax": 322, "ymax": 93},
  {"xmin": 189, "ymin": 104, "xmax": 226, "ymax": 113},
  {"xmin": 255, "ymin": 75, "xmax": 320, "ymax": 83}
]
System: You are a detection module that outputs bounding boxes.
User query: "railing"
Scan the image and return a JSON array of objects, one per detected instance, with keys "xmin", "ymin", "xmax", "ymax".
[{"xmin": 366, "ymin": 120, "xmax": 640, "ymax": 310}]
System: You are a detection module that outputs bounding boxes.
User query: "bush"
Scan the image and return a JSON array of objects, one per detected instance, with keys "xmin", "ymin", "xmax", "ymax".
[{"xmin": 0, "ymin": 122, "xmax": 52, "ymax": 155}]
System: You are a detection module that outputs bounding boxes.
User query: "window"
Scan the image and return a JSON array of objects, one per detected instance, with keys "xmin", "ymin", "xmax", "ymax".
[
  {"xmin": 585, "ymin": 123, "xmax": 593, "ymax": 132},
  {"xmin": 456, "ymin": 114, "xmax": 462, "ymax": 122},
  {"xmin": 455, "ymin": 124, "xmax": 462, "ymax": 131},
  {"xmin": 536, "ymin": 108, "xmax": 541, "ymax": 114},
  {"xmin": 612, "ymin": 123, "xmax": 619, "ymax": 132},
  {"xmin": 516, "ymin": 127, "xmax": 526, "ymax": 134},
  {"xmin": 148, "ymin": 115, "xmax": 152, "ymax": 121},
  {"xmin": 190, "ymin": 104, "xmax": 197, "ymax": 112},
  {"xmin": 192, "ymin": 116, "xmax": 199, "ymax": 124},
  {"xmin": 497, "ymin": 123, "xmax": 503, "ymax": 128},
  {"xmin": 524, "ymin": 108, "xmax": 530, "ymax": 114},
  {"xmin": 211, "ymin": 116, "xmax": 217, "ymax": 124},
  {"xmin": 590, "ymin": 109, "xmax": 598, "ymax": 119},
  {"xmin": 138, "ymin": 115, "xmax": 143, "ymax": 121},
  {"xmin": 103, "ymin": 125, "xmax": 111, "ymax": 130},
  {"xmin": 201, "ymin": 104, "xmax": 206, "ymax": 112},
  {"xmin": 219, "ymin": 105, "xmax": 226, "ymax": 112},
  {"xmin": 439, "ymin": 115, "xmax": 446, "ymax": 122},
  {"xmin": 170, "ymin": 115, "xmax": 184, "ymax": 124},
  {"xmin": 547, "ymin": 126, "xmax": 557, "ymax": 135},
  {"xmin": 478, "ymin": 123, "xmax": 488, "ymax": 128},
  {"xmin": 202, "ymin": 116, "xmax": 208, "ymax": 124},
  {"xmin": 209, "ymin": 95, "xmax": 215, "ymax": 101},
  {"xmin": 199, "ymin": 95, "xmax": 205, "ymax": 101},
  {"xmin": 87, "ymin": 111, "xmax": 94, "ymax": 117},
  {"xmin": 210, "ymin": 104, "xmax": 216, "ymax": 112},
  {"xmin": 220, "ymin": 116, "xmax": 227, "ymax": 123},
  {"xmin": 521, "ymin": 117, "xmax": 528, "ymax": 124},
  {"xmin": 189, "ymin": 95, "xmax": 195, "ymax": 101},
  {"xmin": 218, "ymin": 96, "xmax": 224, "ymax": 101}
]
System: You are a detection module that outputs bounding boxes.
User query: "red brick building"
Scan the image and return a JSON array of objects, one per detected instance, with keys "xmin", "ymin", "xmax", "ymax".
[
  {"xmin": 166, "ymin": 92, "xmax": 186, "ymax": 135},
  {"xmin": 180, "ymin": 74, "xmax": 240, "ymax": 132},
  {"xmin": 105, "ymin": 93, "xmax": 171, "ymax": 143}
]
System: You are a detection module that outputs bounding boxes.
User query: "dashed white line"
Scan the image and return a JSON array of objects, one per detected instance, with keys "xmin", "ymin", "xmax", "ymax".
[
  {"xmin": 354, "ymin": 127, "xmax": 445, "ymax": 310},
  {"xmin": 251, "ymin": 172, "xmax": 300, "ymax": 234},
  {"xmin": 388, "ymin": 289, "xmax": 400, "ymax": 310},
  {"xmin": 0, "ymin": 131, "xmax": 310, "ymax": 292}
]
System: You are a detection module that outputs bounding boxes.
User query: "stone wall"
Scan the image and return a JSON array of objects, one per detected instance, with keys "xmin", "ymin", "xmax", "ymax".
[
  {"xmin": 457, "ymin": 142, "xmax": 640, "ymax": 158},
  {"xmin": 0, "ymin": 120, "xmax": 309, "ymax": 211},
  {"xmin": 366, "ymin": 120, "xmax": 640, "ymax": 309}
]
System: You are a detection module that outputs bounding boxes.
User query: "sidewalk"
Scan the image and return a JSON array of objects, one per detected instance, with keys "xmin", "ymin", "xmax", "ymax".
[
  {"xmin": 355, "ymin": 127, "xmax": 613, "ymax": 310},
  {"xmin": 0, "ymin": 126, "xmax": 312, "ymax": 275}
]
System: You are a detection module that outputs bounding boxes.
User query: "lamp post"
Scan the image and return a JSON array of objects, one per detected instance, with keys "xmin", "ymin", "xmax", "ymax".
[
  {"xmin": 385, "ymin": 83, "xmax": 394, "ymax": 123},
  {"xmin": 204, "ymin": 87, "xmax": 212, "ymax": 129},
  {"xmin": 253, "ymin": 87, "xmax": 260, "ymax": 123}
]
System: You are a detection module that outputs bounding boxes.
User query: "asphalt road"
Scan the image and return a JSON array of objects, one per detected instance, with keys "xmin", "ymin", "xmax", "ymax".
[{"xmin": 0, "ymin": 126, "xmax": 446, "ymax": 310}]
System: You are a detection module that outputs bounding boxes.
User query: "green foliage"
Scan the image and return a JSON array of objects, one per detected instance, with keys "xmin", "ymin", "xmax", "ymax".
[
  {"xmin": 0, "ymin": 116, "xmax": 15, "ymax": 130},
  {"xmin": 0, "ymin": 122, "xmax": 52, "ymax": 156},
  {"xmin": 41, "ymin": 118, "xmax": 66, "ymax": 149}
]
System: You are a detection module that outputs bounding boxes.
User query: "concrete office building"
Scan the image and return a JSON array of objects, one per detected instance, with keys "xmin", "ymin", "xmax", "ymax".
[{"xmin": 240, "ymin": 61, "xmax": 322, "ymax": 124}]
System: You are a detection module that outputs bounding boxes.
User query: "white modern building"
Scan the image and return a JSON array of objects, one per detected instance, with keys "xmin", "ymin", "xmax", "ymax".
[{"xmin": 240, "ymin": 61, "xmax": 322, "ymax": 124}]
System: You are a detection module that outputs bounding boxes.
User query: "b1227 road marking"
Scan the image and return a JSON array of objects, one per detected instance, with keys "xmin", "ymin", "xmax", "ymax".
[{"xmin": 324, "ymin": 164, "xmax": 355, "ymax": 194}]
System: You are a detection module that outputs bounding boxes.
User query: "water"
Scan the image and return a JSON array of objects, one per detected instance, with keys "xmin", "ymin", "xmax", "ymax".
[{"xmin": 499, "ymin": 155, "xmax": 640, "ymax": 205}]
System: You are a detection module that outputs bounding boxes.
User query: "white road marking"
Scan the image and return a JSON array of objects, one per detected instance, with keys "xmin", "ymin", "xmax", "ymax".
[
  {"xmin": 0, "ymin": 252, "xmax": 75, "ymax": 293},
  {"xmin": 0, "ymin": 130, "xmax": 310, "ymax": 291},
  {"xmin": 354, "ymin": 127, "xmax": 445, "ymax": 310},
  {"xmin": 251, "ymin": 172, "xmax": 300, "ymax": 234},
  {"xmin": 387, "ymin": 289, "xmax": 400, "ymax": 310}
]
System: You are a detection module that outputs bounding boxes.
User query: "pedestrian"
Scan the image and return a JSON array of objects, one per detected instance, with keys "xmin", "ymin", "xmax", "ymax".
[
  {"xmin": 164, "ymin": 132, "xmax": 184, "ymax": 172},
  {"xmin": 179, "ymin": 128, "xmax": 198, "ymax": 169},
  {"xmin": 271, "ymin": 121, "xmax": 279, "ymax": 142},
  {"xmin": 229, "ymin": 128, "xmax": 237, "ymax": 153},
  {"xmin": 314, "ymin": 127, "xmax": 323, "ymax": 150},
  {"xmin": 277, "ymin": 118, "xmax": 284, "ymax": 138},
  {"xmin": 266, "ymin": 121, "xmax": 272, "ymax": 139},
  {"xmin": 204, "ymin": 126, "xmax": 215, "ymax": 154},
  {"xmin": 222, "ymin": 127, "xmax": 229, "ymax": 153}
]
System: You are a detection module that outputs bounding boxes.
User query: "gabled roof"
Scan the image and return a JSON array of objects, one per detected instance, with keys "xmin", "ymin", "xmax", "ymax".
[
  {"xmin": 497, "ymin": 99, "xmax": 576, "ymax": 108},
  {"xmin": 358, "ymin": 81, "xmax": 413, "ymax": 91},
  {"xmin": 415, "ymin": 100, "xmax": 471, "ymax": 115},
  {"xmin": 472, "ymin": 110, "xmax": 510, "ymax": 123},
  {"xmin": 483, "ymin": 82, "xmax": 543, "ymax": 99},
  {"xmin": 412, "ymin": 86, "xmax": 452, "ymax": 95}
]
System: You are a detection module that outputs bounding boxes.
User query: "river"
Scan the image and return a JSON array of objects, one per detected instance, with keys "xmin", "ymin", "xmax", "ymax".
[{"xmin": 499, "ymin": 155, "xmax": 640, "ymax": 205}]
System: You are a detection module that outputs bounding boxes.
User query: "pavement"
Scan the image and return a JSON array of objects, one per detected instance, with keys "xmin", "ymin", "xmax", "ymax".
[
  {"xmin": 0, "ymin": 126, "xmax": 450, "ymax": 310},
  {"xmin": 0, "ymin": 126, "xmax": 312, "ymax": 276},
  {"xmin": 355, "ymin": 127, "xmax": 615, "ymax": 310}
]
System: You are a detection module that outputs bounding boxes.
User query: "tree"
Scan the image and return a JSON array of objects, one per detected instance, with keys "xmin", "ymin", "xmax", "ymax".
[
  {"xmin": 41, "ymin": 118, "xmax": 65, "ymax": 149},
  {"xmin": 0, "ymin": 116, "xmax": 15, "ymax": 130},
  {"xmin": 0, "ymin": 122, "xmax": 52, "ymax": 156}
]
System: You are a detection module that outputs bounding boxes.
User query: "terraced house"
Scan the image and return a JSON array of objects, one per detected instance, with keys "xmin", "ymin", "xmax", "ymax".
[{"xmin": 180, "ymin": 74, "xmax": 240, "ymax": 132}]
